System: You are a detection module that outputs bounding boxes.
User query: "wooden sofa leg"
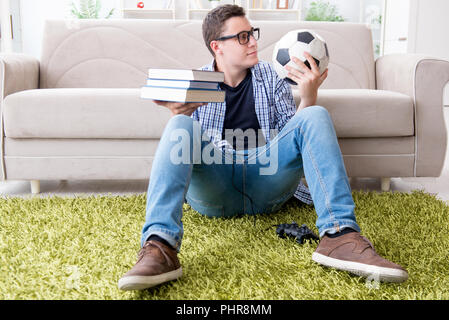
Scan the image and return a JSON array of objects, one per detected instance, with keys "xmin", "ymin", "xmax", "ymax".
[
  {"xmin": 381, "ymin": 177, "xmax": 391, "ymax": 192},
  {"xmin": 30, "ymin": 180, "xmax": 41, "ymax": 194}
]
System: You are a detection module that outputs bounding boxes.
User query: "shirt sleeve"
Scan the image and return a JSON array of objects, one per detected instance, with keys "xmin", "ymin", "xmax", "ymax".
[
  {"xmin": 273, "ymin": 75, "xmax": 297, "ymax": 132},
  {"xmin": 191, "ymin": 108, "xmax": 199, "ymax": 121}
]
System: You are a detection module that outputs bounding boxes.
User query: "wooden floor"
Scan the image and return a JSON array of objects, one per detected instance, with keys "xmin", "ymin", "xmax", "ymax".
[{"xmin": 1, "ymin": 108, "xmax": 449, "ymax": 203}]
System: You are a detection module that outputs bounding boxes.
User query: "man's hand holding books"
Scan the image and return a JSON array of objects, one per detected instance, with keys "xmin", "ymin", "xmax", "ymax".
[{"xmin": 152, "ymin": 100, "xmax": 206, "ymax": 117}]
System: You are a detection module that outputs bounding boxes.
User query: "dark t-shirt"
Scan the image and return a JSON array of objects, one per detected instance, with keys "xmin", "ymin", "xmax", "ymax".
[{"xmin": 220, "ymin": 70, "xmax": 265, "ymax": 150}]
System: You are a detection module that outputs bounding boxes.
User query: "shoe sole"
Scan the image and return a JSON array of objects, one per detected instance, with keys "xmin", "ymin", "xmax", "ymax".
[
  {"xmin": 118, "ymin": 267, "xmax": 182, "ymax": 291},
  {"xmin": 312, "ymin": 253, "xmax": 408, "ymax": 283}
]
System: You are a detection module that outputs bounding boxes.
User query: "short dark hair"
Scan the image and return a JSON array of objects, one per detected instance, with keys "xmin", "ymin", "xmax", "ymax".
[{"xmin": 202, "ymin": 4, "xmax": 246, "ymax": 57}]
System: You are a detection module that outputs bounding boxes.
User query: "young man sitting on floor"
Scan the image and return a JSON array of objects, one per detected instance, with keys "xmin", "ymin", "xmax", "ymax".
[{"xmin": 118, "ymin": 4, "xmax": 408, "ymax": 291}]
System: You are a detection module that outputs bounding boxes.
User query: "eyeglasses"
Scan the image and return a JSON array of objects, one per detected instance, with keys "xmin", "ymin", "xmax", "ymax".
[{"xmin": 215, "ymin": 27, "xmax": 260, "ymax": 45}]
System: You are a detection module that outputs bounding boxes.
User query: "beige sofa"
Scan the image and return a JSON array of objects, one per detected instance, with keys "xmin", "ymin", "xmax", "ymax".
[{"xmin": 1, "ymin": 19, "xmax": 449, "ymax": 194}]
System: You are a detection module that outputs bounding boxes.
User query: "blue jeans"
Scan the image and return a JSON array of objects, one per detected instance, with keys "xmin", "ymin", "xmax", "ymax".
[{"xmin": 141, "ymin": 106, "xmax": 360, "ymax": 251}]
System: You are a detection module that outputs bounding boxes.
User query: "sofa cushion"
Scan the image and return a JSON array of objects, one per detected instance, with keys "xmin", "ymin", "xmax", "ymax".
[
  {"xmin": 296, "ymin": 89, "xmax": 415, "ymax": 137},
  {"xmin": 3, "ymin": 88, "xmax": 414, "ymax": 139},
  {"xmin": 40, "ymin": 20, "xmax": 375, "ymax": 90},
  {"xmin": 3, "ymin": 88, "xmax": 171, "ymax": 139}
]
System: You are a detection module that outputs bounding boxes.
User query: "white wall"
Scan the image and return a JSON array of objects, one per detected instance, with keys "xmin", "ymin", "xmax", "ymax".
[
  {"xmin": 20, "ymin": 0, "xmax": 121, "ymax": 59},
  {"xmin": 20, "ymin": 0, "xmax": 71, "ymax": 58},
  {"xmin": 0, "ymin": 0, "xmax": 13, "ymax": 53},
  {"xmin": 408, "ymin": 0, "xmax": 449, "ymax": 105}
]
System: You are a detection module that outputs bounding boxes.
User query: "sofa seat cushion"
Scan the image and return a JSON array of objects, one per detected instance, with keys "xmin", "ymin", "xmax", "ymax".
[
  {"xmin": 3, "ymin": 88, "xmax": 414, "ymax": 139},
  {"xmin": 3, "ymin": 88, "xmax": 171, "ymax": 139},
  {"xmin": 296, "ymin": 89, "xmax": 415, "ymax": 137}
]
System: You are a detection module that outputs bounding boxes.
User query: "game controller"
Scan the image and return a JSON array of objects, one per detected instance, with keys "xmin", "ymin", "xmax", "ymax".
[{"xmin": 274, "ymin": 222, "xmax": 319, "ymax": 244}]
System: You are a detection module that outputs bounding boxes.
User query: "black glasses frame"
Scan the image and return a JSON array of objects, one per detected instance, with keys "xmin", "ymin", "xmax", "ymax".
[{"xmin": 215, "ymin": 28, "xmax": 260, "ymax": 45}]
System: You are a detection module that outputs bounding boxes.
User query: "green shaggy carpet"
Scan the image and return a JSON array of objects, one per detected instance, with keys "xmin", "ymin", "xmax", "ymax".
[{"xmin": 0, "ymin": 190, "xmax": 448, "ymax": 300}]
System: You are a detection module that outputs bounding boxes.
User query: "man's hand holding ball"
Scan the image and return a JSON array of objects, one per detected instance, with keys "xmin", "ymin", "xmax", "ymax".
[{"xmin": 285, "ymin": 52, "xmax": 328, "ymax": 110}]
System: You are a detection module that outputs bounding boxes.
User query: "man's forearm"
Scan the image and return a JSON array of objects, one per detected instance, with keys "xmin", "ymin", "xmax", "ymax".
[{"xmin": 297, "ymin": 98, "xmax": 316, "ymax": 111}]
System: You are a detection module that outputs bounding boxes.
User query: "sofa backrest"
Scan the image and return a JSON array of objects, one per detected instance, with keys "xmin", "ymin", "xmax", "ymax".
[{"xmin": 40, "ymin": 19, "xmax": 375, "ymax": 90}]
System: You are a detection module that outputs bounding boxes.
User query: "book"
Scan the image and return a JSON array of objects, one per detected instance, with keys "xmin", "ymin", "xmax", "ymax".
[
  {"xmin": 145, "ymin": 79, "xmax": 220, "ymax": 90},
  {"xmin": 141, "ymin": 86, "xmax": 225, "ymax": 103},
  {"xmin": 148, "ymin": 68, "xmax": 225, "ymax": 83}
]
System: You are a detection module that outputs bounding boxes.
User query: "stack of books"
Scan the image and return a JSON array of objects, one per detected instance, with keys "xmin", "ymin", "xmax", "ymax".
[{"xmin": 141, "ymin": 69, "xmax": 225, "ymax": 103}]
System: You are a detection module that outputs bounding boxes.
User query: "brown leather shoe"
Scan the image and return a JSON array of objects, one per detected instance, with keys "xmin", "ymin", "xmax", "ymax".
[
  {"xmin": 312, "ymin": 232, "xmax": 408, "ymax": 283},
  {"xmin": 118, "ymin": 240, "xmax": 182, "ymax": 290}
]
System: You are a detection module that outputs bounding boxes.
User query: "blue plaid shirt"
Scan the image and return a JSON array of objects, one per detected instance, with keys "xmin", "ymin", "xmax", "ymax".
[{"xmin": 191, "ymin": 60, "xmax": 313, "ymax": 205}]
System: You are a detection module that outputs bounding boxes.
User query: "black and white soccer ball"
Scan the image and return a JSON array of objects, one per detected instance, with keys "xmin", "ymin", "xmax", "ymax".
[{"xmin": 272, "ymin": 29, "xmax": 329, "ymax": 85}]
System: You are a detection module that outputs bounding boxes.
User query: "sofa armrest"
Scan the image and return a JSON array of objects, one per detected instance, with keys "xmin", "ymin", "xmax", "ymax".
[
  {"xmin": 376, "ymin": 54, "xmax": 449, "ymax": 177},
  {"xmin": 0, "ymin": 53, "xmax": 39, "ymax": 180},
  {"xmin": 0, "ymin": 53, "xmax": 40, "ymax": 101}
]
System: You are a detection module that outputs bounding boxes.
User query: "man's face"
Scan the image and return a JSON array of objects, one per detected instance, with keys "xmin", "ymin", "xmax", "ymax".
[{"xmin": 214, "ymin": 16, "xmax": 259, "ymax": 69}]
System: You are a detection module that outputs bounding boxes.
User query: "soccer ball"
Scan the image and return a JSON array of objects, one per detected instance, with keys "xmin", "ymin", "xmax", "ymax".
[{"xmin": 272, "ymin": 29, "xmax": 329, "ymax": 85}]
